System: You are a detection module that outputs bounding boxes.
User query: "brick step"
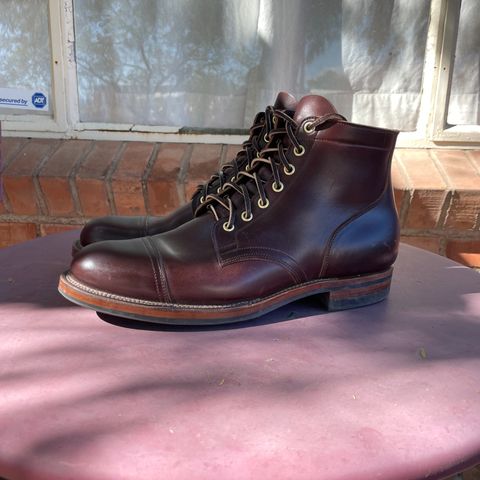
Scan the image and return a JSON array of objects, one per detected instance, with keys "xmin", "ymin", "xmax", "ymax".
[{"xmin": 1, "ymin": 137, "xmax": 479, "ymax": 267}]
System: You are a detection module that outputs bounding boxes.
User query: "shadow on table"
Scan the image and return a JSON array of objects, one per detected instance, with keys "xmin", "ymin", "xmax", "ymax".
[{"xmin": 0, "ymin": 230, "xmax": 78, "ymax": 309}]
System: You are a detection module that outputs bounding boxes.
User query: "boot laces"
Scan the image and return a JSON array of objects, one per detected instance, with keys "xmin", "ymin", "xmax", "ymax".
[
  {"xmin": 194, "ymin": 107, "xmax": 276, "ymax": 204},
  {"xmin": 195, "ymin": 110, "xmax": 345, "ymax": 231}
]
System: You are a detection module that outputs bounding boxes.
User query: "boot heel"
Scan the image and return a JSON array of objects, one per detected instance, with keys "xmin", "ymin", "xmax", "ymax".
[{"xmin": 322, "ymin": 269, "xmax": 393, "ymax": 312}]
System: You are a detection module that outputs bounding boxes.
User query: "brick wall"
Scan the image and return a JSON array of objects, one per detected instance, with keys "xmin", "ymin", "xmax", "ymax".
[{"xmin": 1, "ymin": 136, "xmax": 479, "ymax": 268}]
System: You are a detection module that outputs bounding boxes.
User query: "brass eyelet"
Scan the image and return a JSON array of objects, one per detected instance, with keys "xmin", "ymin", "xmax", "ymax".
[
  {"xmin": 303, "ymin": 121, "xmax": 315, "ymax": 134},
  {"xmin": 258, "ymin": 198, "xmax": 270, "ymax": 209},
  {"xmin": 217, "ymin": 187, "xmax": 222, "ymax": 194},
  {"xmin": 245, "ymin": 164, "xmax": 252, "ymax": 172},
  {"xmin": 284, "ymin": 164, "xmax": 295, "ymax": 175},
  {"xmin": 230, "ymin": 175, "xmax": 236, "ymax": 182},
  {"xmin": 293, "ymin": 145, "xmax": 305, "ymax": 156},
  {"xmin": 200, "ymin": 195, "xmax": 205, "ymax": 204},
  {"xmin": 256, "ymin": 151, "xmax": 261, "ymax": 158},
  {"xmin": 272, "ymin": 116, "xmax": 278, "ymax": 126},
  {"xmin": 223, "ymin": 222, "xmax": 235, "ymax": 232},
  {"xmin": 272, "ymin": 181, "xmax": 284, "ymax": 192},
  {"xmin": 241, "ymin": 211, "xmax": 253, "ymax": 222},
  {"xmin": 264, "ymin": 133, "xmax": 270, "ymax": 143}
]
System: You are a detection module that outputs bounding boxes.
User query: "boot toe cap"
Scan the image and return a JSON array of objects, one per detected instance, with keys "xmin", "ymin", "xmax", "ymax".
[{"xmin": 70, "ymin": 238, "xmax": 162, "ymax": 302}]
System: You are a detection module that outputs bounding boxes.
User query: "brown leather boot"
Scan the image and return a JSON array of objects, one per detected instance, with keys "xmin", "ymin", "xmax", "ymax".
[
  {"xmin": 59, "ymin": 95, "xmax": 399, "ymax": 325},
  {"xmin": 72, "ymin": 92, "xmax": 298, "ymax": 255}
]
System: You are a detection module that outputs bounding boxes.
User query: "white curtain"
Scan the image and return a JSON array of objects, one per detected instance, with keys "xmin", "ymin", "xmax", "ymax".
[
  {"xmin": 448, "ymin": 0, "xmax": 480, "ymax": 125},
  {"xmin": 338, "ymin": 0, "xmax": 430, "ymax": 130},
  {"xmin": 247, "ymin": 0, "xmax": 432, "ymax": 131},
  {"xmin": 74, "ymin": 0, "xmax": 435, "ymax": 130}
]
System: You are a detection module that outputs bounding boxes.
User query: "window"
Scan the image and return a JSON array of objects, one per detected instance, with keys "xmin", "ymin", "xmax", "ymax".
[
  {"xmin": 0, "ymin": 0, "xmax": 478, "ymax": 146},
  {"xmin": 0, "ymin": 0, "xmax": 52, "ymax": 117},
  {"xmin": 447, "ymin": 0, "xmax": 479, "ymax": 125}
]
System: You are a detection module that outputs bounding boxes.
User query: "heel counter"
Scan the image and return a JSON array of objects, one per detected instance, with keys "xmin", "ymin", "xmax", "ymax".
[{"xmin": 323, "ymin": 181, "xmax": 400, "ymax": 278}]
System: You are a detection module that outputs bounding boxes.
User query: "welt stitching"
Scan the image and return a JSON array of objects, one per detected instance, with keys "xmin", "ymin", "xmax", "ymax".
[
  {"xmin": 141, "ymin": 237, "xmax": 162, "ymax": 301},
  {"xmin": 146, "ymin": 236, "xmax": 173, "ymax": 303},
  {"xmin": 65, "ymin": 269, "xmax": 391, "ymax": 309}
]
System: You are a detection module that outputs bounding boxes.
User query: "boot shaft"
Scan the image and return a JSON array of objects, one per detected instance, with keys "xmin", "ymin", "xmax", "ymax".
[{"xmin": 215, "ymin": 105, "xmax": 399, "ymax": 281}]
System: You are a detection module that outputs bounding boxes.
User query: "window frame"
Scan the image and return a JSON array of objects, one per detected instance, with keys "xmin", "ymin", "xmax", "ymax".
[
  {"xmin": 427, "ymin": 0, "xmax": 480, "ymax": 143},
  {"xmin": 1, "ymin": 0, "xmax": 479, "ymax": 147}
]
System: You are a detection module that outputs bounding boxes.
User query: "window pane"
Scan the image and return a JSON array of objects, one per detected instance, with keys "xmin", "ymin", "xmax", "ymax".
[
  {"xmin": 74, "ymin": 0, "xmax": 430, "ymax": 130},
  {"xmin": 0, "ymin": 0, "xmax": 52, "ymax": 115},
  {"xmin": 447, "ymin": 0, "xmax": 480, "ymax": 125}
]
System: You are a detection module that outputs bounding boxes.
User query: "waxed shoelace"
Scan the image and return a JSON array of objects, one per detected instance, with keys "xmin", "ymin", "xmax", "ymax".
[
  {"xmin": 193, "ymin": 107, "xmax": 276, "ymax": 204},
  {"xmin": 196, "ymin": 110, "xmax": 346, "ymax": 231}
]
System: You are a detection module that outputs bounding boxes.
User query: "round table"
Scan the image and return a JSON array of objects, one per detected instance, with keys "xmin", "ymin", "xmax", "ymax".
[{"xmin": 0, "ymin": 231, "xmax": 479, "ymax": 480}]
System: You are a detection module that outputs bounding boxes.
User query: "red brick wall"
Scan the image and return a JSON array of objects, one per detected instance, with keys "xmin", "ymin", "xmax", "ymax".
[
  {"xmin": 393, "ymin": 149, "xmax": 480, "ymax": 267},
  {"xmin": 1, "ymin": 137, "xmax": 479, "ymax": 268}
]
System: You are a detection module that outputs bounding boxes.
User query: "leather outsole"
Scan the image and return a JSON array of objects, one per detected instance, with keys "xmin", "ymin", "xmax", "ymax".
[{"xmin": 58, "ymin": 268, "xmax": 394, "ymax": 326}]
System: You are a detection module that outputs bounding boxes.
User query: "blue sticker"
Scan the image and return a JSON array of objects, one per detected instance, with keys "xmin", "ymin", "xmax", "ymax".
[{"xmin": 32, "ymin": 92, "xmax": 47, "ymax": 109}]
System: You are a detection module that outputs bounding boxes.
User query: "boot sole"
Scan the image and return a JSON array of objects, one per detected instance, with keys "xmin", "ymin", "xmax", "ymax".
[{"xmin": 58, "ymin": 268, "xmax": 393, "ymax": 326}]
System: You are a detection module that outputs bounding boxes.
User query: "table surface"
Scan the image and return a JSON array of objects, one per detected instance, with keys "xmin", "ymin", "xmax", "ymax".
[{"xmin": 0, "ymin": 231, "xmax": 479, "ymax": 480}]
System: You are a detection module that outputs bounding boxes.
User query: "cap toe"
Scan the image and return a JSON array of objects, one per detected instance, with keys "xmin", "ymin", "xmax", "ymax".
[{"xmin": 70, "ymin": 238, "xmax": 162, "ymax": 302}]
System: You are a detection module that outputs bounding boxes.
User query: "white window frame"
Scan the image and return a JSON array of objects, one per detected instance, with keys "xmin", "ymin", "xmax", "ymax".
[{"xmin": 1, "ymin": 0, "xmax": 479, "ymax": 147}]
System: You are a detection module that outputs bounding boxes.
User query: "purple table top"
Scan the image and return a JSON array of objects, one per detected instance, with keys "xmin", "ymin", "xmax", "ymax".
[{"xmin": 0, "ymin": 231, "xmax": 479, "ymax": 480}]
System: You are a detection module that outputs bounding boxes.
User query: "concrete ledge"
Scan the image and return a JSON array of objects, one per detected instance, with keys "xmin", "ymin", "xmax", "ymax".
[{"xmin": 1, "ymin": 136, "xmax": 479, "ymax": 267}]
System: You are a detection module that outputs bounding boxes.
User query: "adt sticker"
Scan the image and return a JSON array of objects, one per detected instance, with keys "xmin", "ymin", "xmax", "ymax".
[
  {"xmin": 32, "ymin": 92, "xmax": 47, "ymax": 109},
  {"xmin": 0, "ymin": 87, "xmax": 49, "ymax": 112}
]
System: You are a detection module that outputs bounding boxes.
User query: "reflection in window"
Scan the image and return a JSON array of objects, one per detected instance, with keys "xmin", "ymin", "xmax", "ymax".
[
  {"xmin": 0, "ymin": 0, "xmax": 52, "ymax": 114},
  {"xmin": 75, "ymin": 0, "xmax": 431, "ymax": 130},
  {"xmin": 447, "ymin": 0, "xmax": 480, "ymax": 126}
]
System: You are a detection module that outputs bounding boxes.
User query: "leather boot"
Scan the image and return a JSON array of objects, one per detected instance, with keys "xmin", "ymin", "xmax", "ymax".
[
  {"xmin": 72, "ymin": 92, "xmax": 298, "ymax": 255},
  {"xmin": 59, "ymin": 95, "xmax": 399, "ymax": 325}
]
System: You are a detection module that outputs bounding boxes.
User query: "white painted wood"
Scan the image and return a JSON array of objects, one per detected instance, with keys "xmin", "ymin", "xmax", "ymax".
[
  {"xmin": 433, "ymin": 125, "xmax": 480, "ymax": 143},
  {"xmin": 429, "ymin": 0, "xmax": 462, "ymax": 140},
  {"xmin": 73, "ymin": 122, "xmax": 180, "ymax": 133},
  {"xmin": 59, "ymin": 0, "xmax": 80, "ymax": 129},
  {"xmin": 47, "ymin": 0, "xmax": 69, "ymax": 131},
  {"xmin": 2, "ymin": 118, "xmax": 64, "ymax": 132},
  {"xmin": 4, "ymin": 128, "xmax": 478, "ymax": 149},
  {"xmin": 416, "ymin": 0, "xmax": 448, "ymax": 138}
]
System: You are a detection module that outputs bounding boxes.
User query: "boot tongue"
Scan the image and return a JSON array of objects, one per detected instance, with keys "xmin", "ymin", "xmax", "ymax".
[
  {"xmin": 191, "ymin": 94, "xmax": 297, "ymax": 212},
  {"xmin": 241, "ymin": 96, "xmax": 338, "ymax": 214},
  {"xmin": 229, "ymin": 93, "xmax": 297, "ymax": 215},
  {"xmin": 195, "ymin": 93, "xmax": 299, "ymax": 220},
  {"xmin": 293, "ymin": 95, "xmax": 338, "ymax": 124},
  {"xmin": 274, "ymin": 91, "xmax": 297, "ymax": 111}
]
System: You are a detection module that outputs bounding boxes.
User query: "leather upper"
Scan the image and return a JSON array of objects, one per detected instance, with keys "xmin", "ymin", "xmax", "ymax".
[
  {"xmin": 79, "ymin": 203, "xmax": 193, "ymax": 247},
  {"xmin": 71, "ymin": 95, "xmax": 399, "ymax": 306},
  {"xmin": 78, "ymin": 92, "xmax": 298, "ymax": 249}
]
